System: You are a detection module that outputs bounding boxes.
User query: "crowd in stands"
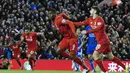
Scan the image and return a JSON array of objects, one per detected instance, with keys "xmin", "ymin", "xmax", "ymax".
[{"xmin": 0, "ymin": 0, "xmax": 130, "ymax": 60}]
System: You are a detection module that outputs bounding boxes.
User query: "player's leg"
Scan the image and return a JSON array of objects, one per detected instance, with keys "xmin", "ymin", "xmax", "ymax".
[
  {"xmin": 106, "ymin": 52, "xmax": 125, "ymax": 69},
  {"xmin": 72, "ymin": 48, "xmax": 83, "ymax": 71},
  {"xmin": 87, "ymin": 45, "xmax": 96, "ymax": 72},
  {"xmin": 70, "ymin": 38, "xmax": 89, "ymax": 73},
  {"xmin": 27, "ymin": 50, "xmax": 35, "ymax": 70},
  {"xmin": 57, "ymin": 38, "xmax": 71, "ymax": 58},
  {"xmin": 31, "ymin": 52, "xmax": 37, "ymax": 66},
  {"xmin": 93, "ymin": 50, "xmax": 106, "ymax": 72},
  {"xmin": 88, "ymin": 54, "xmax": 95, "ymax": 72},
  {"xmin": 72, "ymin": 60, "xmax": 79, "ymax": 71},
  {"xmin": 15, "ymin": 55, "xmax": 23, "ymax": 70}
]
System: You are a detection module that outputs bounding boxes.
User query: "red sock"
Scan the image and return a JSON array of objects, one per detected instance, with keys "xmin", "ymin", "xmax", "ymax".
[
  {"xmin": 59, "ymin": 52, "xmax": 71, "ymax": 58},
  {"xmin": 74, "ymin": 57, "xmax": 88, "ymax": 70},
  {"xmin": 29, "ymin": 60, "xmax": 33, "ymax": 70},
  {"xmin": 112, "ymin": 56, "xmax": 125, "ymax": 69},
  {"xmin": 95, "ymin": 58, "xmax": 106, "ymax": 72}
]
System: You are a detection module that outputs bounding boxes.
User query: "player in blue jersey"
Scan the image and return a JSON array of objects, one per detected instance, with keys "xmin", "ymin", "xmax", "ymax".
[
  {"xmin": 85, "ymin": 25, "xmax": 97, "ymax": 73},
  {"xmin": 72, "ymin": 28, "xmax": 87, "ymax": 71}
]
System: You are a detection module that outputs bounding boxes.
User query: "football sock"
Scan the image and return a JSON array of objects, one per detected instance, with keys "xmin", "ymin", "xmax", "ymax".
[
  {"xmin": 95, "ymin": 58, "xmax": 106, "ymax": 72},
  {"xmin": 59, "ymin": 52, "xmax": 71, "ymax": 58},
  {"xmin": 31, "ymin": 57, "xmax": 36, "ymax": 66},
  {"xmin": 16, "ymin": 59, "xmax": 22, "ymax": 67},
  {"xmin": 89, "ymin": 59, "xmax": 95, "ymax": 71},
  {"xmin": 74, "ymin": 57, "xmax": 88, "ymax": 70},
  {"xmin": 29, "ymin": 59, "xmax": 33, "ymax": 70},
  {"xmin": 112, "ymin": 56, "xmax": 125, "ymax": 69}
]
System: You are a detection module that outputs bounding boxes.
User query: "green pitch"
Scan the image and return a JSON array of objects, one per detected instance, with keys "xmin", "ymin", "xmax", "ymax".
[{"xmin": 0, "ymin": 70, "xmax": 125, "ymax": 73}]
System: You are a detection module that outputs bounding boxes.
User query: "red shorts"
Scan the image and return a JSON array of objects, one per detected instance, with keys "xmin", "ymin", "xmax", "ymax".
[
  {"xmin": 58, "ymin": 38, "xmax": 78, "ymax": 55},
  {"xmin": 12, "ymin": 54, "xmax": 20, "ymax": 59},
  {"xmin": 95, "ymin": 42, "xmax": 112, "ymax": 54},
  {"xmin": 27, "ymin": 49, "xmax": 37, "ymax": 55}
]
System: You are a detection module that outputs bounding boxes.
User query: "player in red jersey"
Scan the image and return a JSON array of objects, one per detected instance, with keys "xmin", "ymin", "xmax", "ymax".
[
  {"xmin": 21, "ymin": 27, "xmax": 43, "ymax": 70},
  {"xmin": 49, "ymin": 10, "xmax": 89, "ymax": 73},
  {"xmin": 73, "ymin": 6, "xmax": 126, "ymax": 73},
  {"xmin": 9, "ymin": 41, "xmax": 23, "ymax": 69},
  {"xmin": 1, "ymin": 41, "xmax": 23, "ymax": 69}
]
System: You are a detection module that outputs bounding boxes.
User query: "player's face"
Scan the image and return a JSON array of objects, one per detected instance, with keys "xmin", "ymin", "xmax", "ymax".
[
  {"xmin": 90, "ymin": 8, "xmax": 96, "ymax": 16},
  {"xmin": 76, "ymin": 29, "xmax": 81, "ymax": 36}
]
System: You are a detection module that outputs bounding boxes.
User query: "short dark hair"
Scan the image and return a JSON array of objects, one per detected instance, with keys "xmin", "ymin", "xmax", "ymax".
[
  {"xmin": 92, "ymin": 6, "xmax": 100, "ymax": 15},
  {"xmin": 48, "ymin": 9, "xmax": 57, "ymax": 21}
]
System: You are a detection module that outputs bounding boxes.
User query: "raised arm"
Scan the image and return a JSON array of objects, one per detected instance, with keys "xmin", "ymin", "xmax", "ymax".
[
  {"xmin": 20, "ymin": 36, "xmax": 25, "ymax": 45},
  {"xmin": 73, "ymin": 19, "xmax": 90, "ymax": 26},
  {"xmin": 59, "ymin": 12, "xmax": 70, "ymax": 19},
  {"xmin": 36, "ymin": 32, "xmax": 44, "ymax": 36}
]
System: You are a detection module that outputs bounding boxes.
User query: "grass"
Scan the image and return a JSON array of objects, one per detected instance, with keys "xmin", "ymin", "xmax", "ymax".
[{"xmin": 0, "ymin": 70, "xmax": 125, "ymax": 73}]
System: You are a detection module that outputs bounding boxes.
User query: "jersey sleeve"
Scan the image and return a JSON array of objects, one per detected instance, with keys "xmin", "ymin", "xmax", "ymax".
[
  {"xmin": 59, "ymin": 12, "xmax": 69, "ymax": 19},
  {"xmin": 9, "ymin": 44, "xmax": 12, "ymax": 49},
  {"xmin": 73, "ymin": 18, "xmax": 90, "ymax": 26},
  {"xmin": 33, "ymin": 32, "xmax": 37, "ymax": 37},
  {"xmin": 87, "ymin": 17, "xmax": 104, "ymax": 33}
]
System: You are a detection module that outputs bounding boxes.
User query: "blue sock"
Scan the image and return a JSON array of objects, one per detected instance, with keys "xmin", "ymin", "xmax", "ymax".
[{"xmin": 89, "ymin": 59, "xmax": 95, "ymax": 71}]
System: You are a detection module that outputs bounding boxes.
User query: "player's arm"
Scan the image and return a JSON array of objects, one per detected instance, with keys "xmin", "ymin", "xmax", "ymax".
[
  {"xmin": 87, "ymin": 24, "xmax": 102, "ymax": 33},
  {"xmin": 73, "ymin": 19, "xmax": 89, "ymax": 26},
  {"xmin": 59, "ymin": 12, "xmax": 70, "ymax": 19},
  {"xmin": 0, "ymin": 45, "xmax": 9, "ymax": 48},
  {"xmin": 36, "ymin": 32, "xmax": 44, "ymax": 36},
  {"xmin": 78, "ymin": 35, "xmax": 87, "ymax": 49},
  {"xmin": 20, "ymin": 36, "xmax": 24, "ymax": 45}
]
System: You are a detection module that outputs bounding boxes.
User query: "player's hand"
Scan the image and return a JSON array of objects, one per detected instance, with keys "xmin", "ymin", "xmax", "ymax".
[{"xmin": 81, "ymin": 30, "xmax": 88, "ymax": 34}]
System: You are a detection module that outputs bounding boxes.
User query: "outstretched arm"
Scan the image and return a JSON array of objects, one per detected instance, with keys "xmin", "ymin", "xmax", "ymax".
[
  {"xmin": 87, "ymin": 25, "xmax": 102, "ymax": 33},
  {"xmin": 20, "ymin": 36, "xmax": 24, "ymax": 45},
  {"xmin": 59, "ymin": 12, "xmax": 70, "ymax": 19},
  {"xmin": 37, "ymin": 32, "xmax": 44, "ymax": 36},
  {"xmin": 0, "ymin": 45, "xmax": 9, "ymax": 48},
  {"xmin": 73, "ymin": 19, "xmax": 89, "ymax": 26}
]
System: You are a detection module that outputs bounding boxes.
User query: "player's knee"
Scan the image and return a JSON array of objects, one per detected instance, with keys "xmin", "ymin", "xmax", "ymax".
[
  {"xmin": 70, "ymin": 54, "xmax": 76, "ymax": 60},
  {"xmin": 88, "ymin": 55, "xmax": 93, "ymax": 60},
  {"xmin": 108, "ymin": 55, "xmax": 114, "ymax": 60},
  {"xmin": 56, "ymin": 48, "xmax": 61, "ymax": 54},
  {"xmin": 92, "ymin": 52, "xmax": 99, "ymax": 60},
  {"xmin": 28, "ymin": 54, "xmax": 31, "ymax": 58},
  {"xmin": 107, "ymin": 52, "xmax": 114, "ymax": 60}
]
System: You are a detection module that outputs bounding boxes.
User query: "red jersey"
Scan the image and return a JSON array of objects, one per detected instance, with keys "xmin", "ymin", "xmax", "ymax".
[
  {"xmin": 53, "ymin": 12, "xmax": 76, "ymax": 38},
  {"xmin": 74, "ymin": 16, "xmax": 110, "ymax": 45},
  {"xmin": 9, "ymin": 43, "xmax": 20, "ymax": 54},
  {"xmin": 22, "ymin": 32, "xmax": 38, "ymax": 51}
]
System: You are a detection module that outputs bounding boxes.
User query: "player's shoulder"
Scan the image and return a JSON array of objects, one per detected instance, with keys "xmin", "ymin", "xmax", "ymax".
[
  {"xmin": 97, "ymin": 16, "xmax": 104, "ymax": 21},
  {"xmin": 31, "ymin": 32, "xmax": 37, "ymax": 36},
  {"xmin": 88, "ymin": 16, "xmax": 93, "ymax": 20},
  {"xmin": 22, "ymin": 33, "xmax": 26, "ymax": 36}
]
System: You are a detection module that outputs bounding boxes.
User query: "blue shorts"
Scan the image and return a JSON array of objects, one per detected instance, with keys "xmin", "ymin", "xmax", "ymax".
[
  {"xmin": 86, "ymin": 44, "xmax": 97, "ymax": 55},
  {"xmin": 7, "ymin": 53, "xmax": 12, "ymax": 59}
]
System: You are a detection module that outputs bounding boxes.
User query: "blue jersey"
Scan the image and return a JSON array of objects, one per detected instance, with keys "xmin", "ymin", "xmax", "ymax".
[
  {"xmin": 85, "ymin": 26, "xmax": 97, "ymax": 54},
  {"xmin": 76, "ymin": 34, "xmax": 83, "ymax": 58},
  {"xmin": 85, "ymin": 26, "xmax": 97, "ymax": 45}
]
